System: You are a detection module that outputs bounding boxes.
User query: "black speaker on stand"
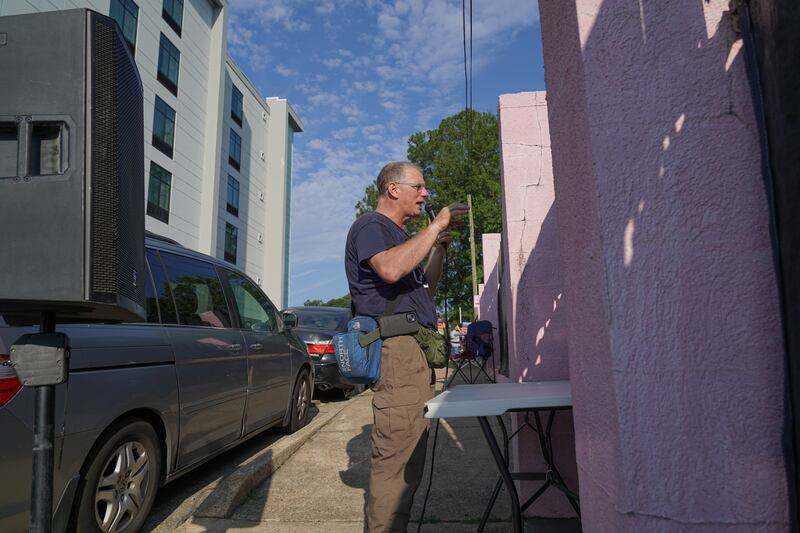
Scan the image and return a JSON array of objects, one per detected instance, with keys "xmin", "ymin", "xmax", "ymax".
[{"xmin": 0, "ymin": 9, "xmax": 146, "ymax": 532}]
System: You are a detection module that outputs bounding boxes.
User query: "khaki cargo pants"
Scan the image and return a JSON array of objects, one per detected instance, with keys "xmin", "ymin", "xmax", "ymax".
[{"xmin": 366, "ymin": 335, "xmax": 435, "ymax": 532}]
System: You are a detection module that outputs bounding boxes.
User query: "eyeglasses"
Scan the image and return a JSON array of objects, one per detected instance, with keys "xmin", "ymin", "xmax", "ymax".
[{"xmin": 393, "ymin": 182, "xmax": 427, "ymax": 192}]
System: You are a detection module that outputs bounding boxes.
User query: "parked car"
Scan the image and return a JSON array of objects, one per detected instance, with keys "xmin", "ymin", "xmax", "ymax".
[
  {"xmin": 282, "ymin": 306, "xmax": 364, "ymax": 399},
  {"xmin": 0, "ymin": 234, "xmax": 313, "ymax": 533}
]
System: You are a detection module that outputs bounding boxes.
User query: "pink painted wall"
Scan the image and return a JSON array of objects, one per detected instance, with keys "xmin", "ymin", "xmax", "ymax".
[
  {"xmin": 497, "ymin": 91, "xmax": 577, "ymax": 517},
  {"xmin": 537, "ymin": 0, "xmax": 788, "ymax": 530},
  {"xmin": 479, "ymin": 232, "xmax": 501, "ymax": 375}
]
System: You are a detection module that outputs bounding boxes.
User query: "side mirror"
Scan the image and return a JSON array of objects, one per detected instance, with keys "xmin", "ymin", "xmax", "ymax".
[{"xmin": 281, "ymin": 311, "xmax": 298, "ymax": 330}]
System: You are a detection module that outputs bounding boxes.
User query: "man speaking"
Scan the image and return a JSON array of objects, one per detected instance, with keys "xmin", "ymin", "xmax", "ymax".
[{"xmin": 344, "ymin": 161, "xmax": 468, "ymax": 532}]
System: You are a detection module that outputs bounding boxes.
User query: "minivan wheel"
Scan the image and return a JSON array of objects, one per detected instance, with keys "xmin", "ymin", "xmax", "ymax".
[
  {"xmin": 282, "ymin": 370, "xmax": 311, "ymax": 434},
  {"xmin": 73, "ymin": 420, "xmax": 161, "ymax": 533}
]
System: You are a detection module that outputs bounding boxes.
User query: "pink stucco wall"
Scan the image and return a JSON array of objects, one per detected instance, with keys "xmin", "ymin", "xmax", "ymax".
[
  {"xmin": 479, "ymin": 233, "xmax": 501, "ymax": 374},
  {"xmin": 497, "ymin": 91, "xmax": 577, "ymax": 517},
  {"xmin": 538, "ymin": 0, "xmax": 787, "ymax": 530}
]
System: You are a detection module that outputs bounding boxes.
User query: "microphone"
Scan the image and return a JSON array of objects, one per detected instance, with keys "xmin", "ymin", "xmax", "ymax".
[{"xmin": 424, "ymin": 203, "xmax": 437, "ymax": 223}]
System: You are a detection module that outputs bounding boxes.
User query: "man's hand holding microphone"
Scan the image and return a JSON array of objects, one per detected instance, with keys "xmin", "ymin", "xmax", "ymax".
[
  {"xmin": 426, "ymin": 202, "xmax": 470, "ymax": 250},
  {"xmin": 421, "ymin": 202, "xmax": 470, "ymax": 294}
]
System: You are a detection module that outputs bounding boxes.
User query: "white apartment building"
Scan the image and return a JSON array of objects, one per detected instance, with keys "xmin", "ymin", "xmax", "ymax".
[{"xmin": 1, "ymin": 0, "xmax": 302, "ymax": 307}]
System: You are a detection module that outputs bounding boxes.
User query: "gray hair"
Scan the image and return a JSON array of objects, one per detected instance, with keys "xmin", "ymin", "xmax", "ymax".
[{"xmin": 376, "ymin": 162, "xmax": 423, "ymax": 195}]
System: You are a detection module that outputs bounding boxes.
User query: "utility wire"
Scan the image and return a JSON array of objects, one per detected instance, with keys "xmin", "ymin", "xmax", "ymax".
[
  {"xmin": 462, "ymin": 0, "xmax": 470, "ymax": 185},
  {"xmin": 469, "ymin": 0, "xmax": 474, "ymax": 164},
  {"xmin": 417, "ymin": 5, "xmax": 476, "ymax": 530}
]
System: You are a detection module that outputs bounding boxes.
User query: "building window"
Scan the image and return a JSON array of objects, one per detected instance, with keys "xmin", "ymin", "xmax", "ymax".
[
  {"xmin": 146, "ymin": 162, "xmax": 171, "ymax": 224},
  {"xmin": 229, "ymin": 130, "xmax": 241, "ymax": 171},
  {"xmin": 231, "ymin": 86, "xmax": 243, "ymax": 127},
  {"xmin": 227, "ymin": 175, "xmax": 240, "ymax": 217},
  {"xmin": 224, "ymin": 223, "xmax": 238, "ymax": 264},
  {"xmin": 110, "ymin": 0, "xmax": 139, "ymax": 54},
  {"xmin": 162, "ymin": 0, "xmax": 183, "ymax": 36},
  {"xmin": 152, "ymin": 96, "xmax": 176, "ymax": 158},
  {"xmin": 157, "ymin": 34, "xmax": 180, "ymax": 95}
]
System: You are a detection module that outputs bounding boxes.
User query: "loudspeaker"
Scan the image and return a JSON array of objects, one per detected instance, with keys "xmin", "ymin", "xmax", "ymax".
[{"xmin": 0, "ymin": 9, "xmax": 146, "ymax": 322}]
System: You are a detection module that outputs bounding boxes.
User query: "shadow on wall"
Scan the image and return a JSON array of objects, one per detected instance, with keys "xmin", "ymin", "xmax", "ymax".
[
  {"xmin": 479, "ymin": 242, "xmax": 504, "ymax": 376},
  {"xmin": 514, "ymin": 205, "xmax": 567, "ymax": 383},
  {"xmin": 512, "ymin": 203, "xmax": 578, "ymax": 516},
  {"xmin": 539, "ymin": 0, "xmax": 785, "ymax": 526}
]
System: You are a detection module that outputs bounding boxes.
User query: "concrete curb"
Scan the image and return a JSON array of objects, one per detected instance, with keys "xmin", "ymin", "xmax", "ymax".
[{"xmin": 193, "ymin": 396, "xmax": 361, "ymax": 519}]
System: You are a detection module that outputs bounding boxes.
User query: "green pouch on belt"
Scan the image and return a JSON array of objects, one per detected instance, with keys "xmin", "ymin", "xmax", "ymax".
[{"xmin": 414, "ymin": 327, "xmax": 448, "ymax": 369}]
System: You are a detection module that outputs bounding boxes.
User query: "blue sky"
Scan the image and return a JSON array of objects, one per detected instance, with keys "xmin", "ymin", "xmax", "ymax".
[{"xmin": 226, "ymin": 0, "xmax": 545, "ymax": 305}]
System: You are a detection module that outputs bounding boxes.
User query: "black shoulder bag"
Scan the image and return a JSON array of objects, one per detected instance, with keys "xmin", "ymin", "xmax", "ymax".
[{"xmin": 358, "ymin": 291, "xmax": 419, "ymax": 347}]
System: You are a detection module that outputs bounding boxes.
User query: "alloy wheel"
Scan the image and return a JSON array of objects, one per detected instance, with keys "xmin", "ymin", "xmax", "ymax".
[
  {"xmin": 296, "ymin": 377, "xmax": 309, "ymax": 423},
  {"xmin": 93, "ymin": 441, "xmax": 151, "ymax": 533}
]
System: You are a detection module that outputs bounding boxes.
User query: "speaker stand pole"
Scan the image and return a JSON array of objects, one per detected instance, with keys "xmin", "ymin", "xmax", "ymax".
[{"xmin": 30, "ymin": 311, "xmax": 56, "ymax": 533}]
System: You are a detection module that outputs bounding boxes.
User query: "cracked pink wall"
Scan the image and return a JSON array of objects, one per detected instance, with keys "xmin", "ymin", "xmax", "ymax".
[
  {"xmin": 538, "ymin": 0, "xmax": 787, "ymax": 531},
  {"xmin": 498, "ymin": 91, "xmax": 577, "ymax": 517}
]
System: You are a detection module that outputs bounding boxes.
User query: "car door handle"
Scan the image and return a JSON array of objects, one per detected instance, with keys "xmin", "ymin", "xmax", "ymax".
[
  {"xmin": 227, "ymin": 343, "xmax": 242, "ymax": 352},
  {"xmin": 249, "ymin": 343, "xmax": 263, "ymax": 351}
]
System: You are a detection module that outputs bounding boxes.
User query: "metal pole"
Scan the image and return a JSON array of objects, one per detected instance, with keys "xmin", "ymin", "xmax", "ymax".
[
  {"xmin": 467, "ymin": 193, "xmax": 478, "ymax": 302},
  {"xmin": 30, "ymin": 312, "xmax": 56, "ymax": 533}
]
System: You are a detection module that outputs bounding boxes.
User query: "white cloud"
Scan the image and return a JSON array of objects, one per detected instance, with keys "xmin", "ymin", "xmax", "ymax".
[
  {"xmin": 307, "ymin": 91, "xmax": 340, "ymax": 106},
  {"xmin": 307, "ymin": 139, "xmax": 330, "ymax": 151},
  {"xmin": 315, "ymin": 2, "xmax": 336, "ymax": 15},
  {"xmin": 321, "ymin": 58, "xmax": 343, "ymax": 69},
  {"xmin": 333, "ymin": 126, "xmax": 359, "ymax": 140},
  {"xmin": 227, "ymin": 15, "xmax": 270, "ymax": 70},
  {"xmin": 275, "ymin": 64, "xmax": 297, "ymax": 77},
  {"xmin": 362, "ymin": 124, "xmax": 385, "ymax": 142},
  {"xmin": 353, "ymin": 81, "xmax": 379, "ymax": 92},
  {"xmin": 229, "ymin": 0, "xmax": 312, "ymax": 32},
  {"xmin": 290, "ymin": 154, "xmax": 375, "ymax": 265},
  {"xmin": 340, "ymin": 103, "xmax": 367, "ymax": 123},
  {"xmin": 374, "ymin": 0, "xmax": 538, "ymax": 87},
  {"xmin": 381, "ymin": 100, "xmax": 404, "ymax": 112}
]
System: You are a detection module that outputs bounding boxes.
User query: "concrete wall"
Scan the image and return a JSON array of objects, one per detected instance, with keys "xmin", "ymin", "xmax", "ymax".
[
  {"xmin": 497, "ymin": 91, "xmax": 577, "ymax": 517},
  {"xmin": 538, "ymin": 0, "xmax": 787, "ymax": 530}
]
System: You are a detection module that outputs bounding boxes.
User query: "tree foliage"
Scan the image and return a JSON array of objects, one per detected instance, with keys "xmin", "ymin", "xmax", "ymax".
[
  {"xmin": 354, "ymin": 109, "xmax": 501, "ymax": 323},
  {"xmin": 303, "ymin": 294, "xmax": 352, "ymax": 308}
]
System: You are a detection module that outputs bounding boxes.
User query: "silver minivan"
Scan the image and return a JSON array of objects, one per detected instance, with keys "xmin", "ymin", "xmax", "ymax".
[{"xmin": 0, "ymin": 235, "xmax": 313, "ymax": 532}]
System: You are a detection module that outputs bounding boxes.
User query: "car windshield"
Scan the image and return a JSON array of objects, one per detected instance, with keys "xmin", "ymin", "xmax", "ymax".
[{"xmin": 293, "ymin": 309, "xmax": 348, "ymax": 330}]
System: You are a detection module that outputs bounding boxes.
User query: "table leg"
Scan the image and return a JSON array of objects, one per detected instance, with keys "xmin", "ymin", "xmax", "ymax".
[
  {"xmin": 522, "ymin": 410, "xmax": 580, "ymax": 517},
  {"xmin": 478, "ymin": 415, "xmax": 512, "ymax": 531},
  {"xmin": 478, "ymin": 416, "xmax": 521, "ymax": 533},
  {"xmin": 477, "ymin": 479, "xmax": 502, "ymax": 532}
]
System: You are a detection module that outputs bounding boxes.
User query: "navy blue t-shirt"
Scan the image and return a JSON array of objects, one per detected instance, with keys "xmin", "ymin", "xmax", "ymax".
[{"xmin": 345, "ymin": 211, "xmax": 436, "ymax": 328}]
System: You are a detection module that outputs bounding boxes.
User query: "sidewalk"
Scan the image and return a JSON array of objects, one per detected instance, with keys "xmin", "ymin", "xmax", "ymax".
[{"xmin": 176, "ymin": 368, "xmax": 515, "ymax": 532}]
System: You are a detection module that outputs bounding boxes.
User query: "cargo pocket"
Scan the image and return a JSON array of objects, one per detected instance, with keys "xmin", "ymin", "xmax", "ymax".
[{"xmin": 373, "ymin": 384, "xmax": 420, "ymax": 433}]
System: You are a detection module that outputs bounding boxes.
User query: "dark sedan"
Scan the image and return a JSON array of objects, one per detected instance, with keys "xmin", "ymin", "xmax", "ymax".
[{"xmin": 282, "ymin": 306, "xmax": 365, "ymax": 399}]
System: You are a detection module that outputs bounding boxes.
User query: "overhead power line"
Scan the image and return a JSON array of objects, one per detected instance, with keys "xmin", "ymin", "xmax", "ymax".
[{"xmin": 462, "ymin": 0, "xmax": 474, "ymax": 184}]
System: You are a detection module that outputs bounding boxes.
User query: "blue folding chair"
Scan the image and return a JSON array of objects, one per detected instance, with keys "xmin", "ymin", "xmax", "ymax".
[{"xmin": 446, "ymin": 320, "xmax": 496, "ymax": 387}]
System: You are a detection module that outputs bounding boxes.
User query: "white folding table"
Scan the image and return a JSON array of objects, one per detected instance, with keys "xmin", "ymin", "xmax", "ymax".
[{"xmin": 425, "ymin": 381, "xmax": 580, "ymax": 532}]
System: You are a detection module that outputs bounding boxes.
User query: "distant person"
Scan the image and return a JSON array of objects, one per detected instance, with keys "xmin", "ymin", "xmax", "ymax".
[
  {"xmin": 449, "ymin": 324, "xmax": 462, "ymax": 354},
  {"xmin": 344, "ymin": 161, "xmax": 468, "ymax": 532}
]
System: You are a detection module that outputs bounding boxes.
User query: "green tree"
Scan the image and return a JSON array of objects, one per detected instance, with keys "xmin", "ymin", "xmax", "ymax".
[
  {"xmin": 354, "ymin": 109, "xmax": 501, "ymax": 324},
  {"xmin": 303, "ymin": 294, "xmax": 352, "ymax": 308}
]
